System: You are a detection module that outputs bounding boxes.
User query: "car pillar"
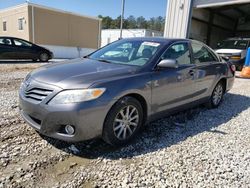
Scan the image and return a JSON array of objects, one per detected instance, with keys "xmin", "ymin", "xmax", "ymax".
[{"xmin": 240, "ymin": 47, "xmax": 250, "ymax": 78}]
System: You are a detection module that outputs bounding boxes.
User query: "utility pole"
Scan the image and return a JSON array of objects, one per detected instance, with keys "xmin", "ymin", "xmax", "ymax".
[{"xmin": 120, "ymin": 0, "xmax": 125, "ymax": 39}]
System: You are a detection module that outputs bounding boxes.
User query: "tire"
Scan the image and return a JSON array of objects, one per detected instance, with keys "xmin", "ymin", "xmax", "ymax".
[
  {"xmin": 32, "ymin": 58, "xmax": 37, "ymax": 62},
  {"xmin": 39, "ymin": 52, "xmax": 49, "ymax": 62},
  {"xmin": 206, "ymin": 81, "xmax": 224, "ymax": 109},
  {"xmin": 102, "ymin": 96, "xmax": 144, "ymax": 146}
]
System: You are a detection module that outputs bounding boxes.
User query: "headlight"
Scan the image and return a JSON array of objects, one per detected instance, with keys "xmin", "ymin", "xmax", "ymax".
[{"xmin": 48, "ymin": 88, "xmax": 106, "ymax": 105}]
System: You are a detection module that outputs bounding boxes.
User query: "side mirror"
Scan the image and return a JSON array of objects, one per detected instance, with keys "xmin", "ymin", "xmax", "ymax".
[{"xmin": 157, "ymin": 59, "xmax": 178, "ymax": 69}]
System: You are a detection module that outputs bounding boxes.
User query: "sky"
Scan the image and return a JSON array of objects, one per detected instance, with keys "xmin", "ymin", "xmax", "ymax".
[{"xmin": 0, "ymin": 0, "xmax": 167, "ymax": 19}]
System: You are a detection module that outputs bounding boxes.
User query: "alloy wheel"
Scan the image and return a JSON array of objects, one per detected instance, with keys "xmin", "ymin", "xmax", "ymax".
[
  {"xmin": 113, "ymin": 105, "xmax": 139, "ymax": 140},
  {"xmin": 212, "ymin": 84, "xmax": 223, "ymax": 106},
  {"xmin": 40, "ymin": 53, "xmax": 49, "ymax": 62}
]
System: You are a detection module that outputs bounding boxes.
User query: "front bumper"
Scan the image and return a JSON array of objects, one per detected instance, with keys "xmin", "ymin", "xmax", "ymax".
[
  {"xmin": 19, "ymin": 82, "xmax": 115, "ymax": 142},
  {"xmin": 49, "ymin": 52, "xmax": 54, "ymax": 59}
]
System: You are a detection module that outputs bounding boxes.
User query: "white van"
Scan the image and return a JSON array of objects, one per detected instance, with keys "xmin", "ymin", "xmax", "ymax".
[{"xmin": 215, "ymin": 38, "xmax": 250, "ymax": 70}]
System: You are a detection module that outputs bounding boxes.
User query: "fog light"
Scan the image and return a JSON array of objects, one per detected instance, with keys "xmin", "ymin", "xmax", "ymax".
[{"xmin": 65, "ymin": 125, "xmax": 75, "ymax": 135}]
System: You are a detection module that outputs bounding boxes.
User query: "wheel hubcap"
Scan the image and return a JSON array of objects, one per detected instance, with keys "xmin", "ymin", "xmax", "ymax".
[
  {"xmin": 40, "ymin": 53, "xmax": 48, "ymax": 61},
  {"xmin": 113, "ymin": 105, "xmax": 139, "ymax": 140},
  {"xmin": 213, "ymin": 84, "xmax": 223, "ymax": 105}
]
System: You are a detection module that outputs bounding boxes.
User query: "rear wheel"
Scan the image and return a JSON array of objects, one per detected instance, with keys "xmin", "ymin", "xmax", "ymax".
[
  {"xmin": 102, "ymin": 97, "xmax": 143, "ymax": 146},
  {"xmin": 206, "ymin": 81, "xmax": 224, "ymax": 108},
  {"xmin": 39, "ymin": 52, "xmax": 49, "ymax": 62}
]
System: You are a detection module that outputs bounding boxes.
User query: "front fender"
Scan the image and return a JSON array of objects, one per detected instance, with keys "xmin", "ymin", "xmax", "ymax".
[{"xmin": 91, "ymin": 73, "xmax": 152, "ymax": 117}]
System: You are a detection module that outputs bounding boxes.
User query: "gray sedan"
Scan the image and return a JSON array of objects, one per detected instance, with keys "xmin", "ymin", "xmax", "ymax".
[{"xmin": 19, "ymin": 38, "xmax": 235, "ymax": 145}]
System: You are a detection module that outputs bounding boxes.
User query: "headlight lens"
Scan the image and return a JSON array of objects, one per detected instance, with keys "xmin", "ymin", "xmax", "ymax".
[{"xmin": 48, "ymin": 88, "xmax": 106, "ymax": 105}]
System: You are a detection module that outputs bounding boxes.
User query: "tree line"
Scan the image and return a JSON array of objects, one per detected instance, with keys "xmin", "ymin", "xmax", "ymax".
[{"xmin": 98, "ymin": 15, "xmax": 165, "ymax": 32}]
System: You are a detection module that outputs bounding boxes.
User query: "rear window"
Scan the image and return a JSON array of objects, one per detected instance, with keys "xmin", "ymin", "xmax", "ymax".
[{"xmin": 218, "ymin": 40, "xmax": 248, "ymax": 50}]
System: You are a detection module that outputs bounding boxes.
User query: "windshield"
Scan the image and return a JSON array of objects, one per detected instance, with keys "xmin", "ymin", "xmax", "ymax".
[
  {"xmin": 89, "ymin": 39, "xmax": 163, "ymax": 66},
  {"xmin": 218, "ymin": 40, "xmax": 248, "ymax": 50}
]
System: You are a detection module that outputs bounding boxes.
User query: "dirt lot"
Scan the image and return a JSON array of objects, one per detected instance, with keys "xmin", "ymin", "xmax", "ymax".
[{"xmin": 0, "ymin": 62, "xmax": 249, "ymax": 188}]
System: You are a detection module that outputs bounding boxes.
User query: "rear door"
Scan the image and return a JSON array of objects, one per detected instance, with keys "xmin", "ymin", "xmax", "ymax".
[
  {"xmin": 12, "ymin": 38, "xmax": 36, "ymax": 59},
  {"xmin": 190, "ymin": 41, "xmax": 221, "ymax": 100},
  {"xmin": 0, "ymin": 38, "xmax": 16, "ymax": 59},
  {"xmin": 151, "ymin": 41, "xmax": 198, "ymax": 113}
]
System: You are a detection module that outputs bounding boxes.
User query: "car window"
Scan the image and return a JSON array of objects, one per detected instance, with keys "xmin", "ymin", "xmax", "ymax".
[
  {"xmin": 161, "ymin": 42, "xmax": 191, "ymax": 65},
  {"xmin": 102, "ymin": 43, "xmax": 133, "ymax": 59},
  {"xmin": 13, "ymin": 39, "xmax": 32, "ymax": 47},
  {"xmin": 0, "ymin": 38, "xmax": 12, "ymax": 46},
  {"xmin": 191, "ymin": 42, "xmax": 217, "ymax": 63},
  {"xmin": 89, "ymin": 40, "xmax": 162, "ymax": 66}
]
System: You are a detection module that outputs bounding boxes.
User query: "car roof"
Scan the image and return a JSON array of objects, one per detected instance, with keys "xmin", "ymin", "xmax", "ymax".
[
  {"xmin": 121, "ymin": 37, "xmax": 209, "ymax": 49},
  {"xmin": 0, "ymin": 36, "xmax": 25, "ymax": 40},
  {"xmin": 122, "ymin": 37, "xmax": 192, "ymax": 43},
  {"xmin": 0, "ymin": 36, "xmax": 35, "ymax": 45}
]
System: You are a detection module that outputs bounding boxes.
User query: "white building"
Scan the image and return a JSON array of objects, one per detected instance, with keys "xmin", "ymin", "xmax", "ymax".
[
  {"xmin": 164, "ymin": 0, "xmax": 250, "ymax": 47},
  {"xmin": 101, "ymin": 29, "xmax": 163, "ymax": 47}
]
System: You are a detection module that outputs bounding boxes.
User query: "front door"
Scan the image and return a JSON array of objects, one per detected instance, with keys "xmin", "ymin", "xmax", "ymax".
[
  {"xmin": 12, "ymin": 38, "xmax": 35, "ymax": 59},
  {"xmin": 151, "ymin": 42, "xmax": 197, "ymax": 114}
]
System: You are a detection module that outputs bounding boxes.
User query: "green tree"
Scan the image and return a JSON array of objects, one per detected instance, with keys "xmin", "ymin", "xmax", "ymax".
[
  {"xmin": 127, "ymin": 15, "xmax": 137, "ymax": 29},
  {"xmin": 148, "ymin": 16, "xmax": 165, "ymax": 31},
  {"xmin": 99, "ymin": 15, "xmax": 113, "ymax": 29},
  {"xmin": 98, "ymin": 15, "xmax": 165, "ymax": 31},
  {"xmin": 136, "ymin": 16, "xmax": 148, "ymax": 29}
]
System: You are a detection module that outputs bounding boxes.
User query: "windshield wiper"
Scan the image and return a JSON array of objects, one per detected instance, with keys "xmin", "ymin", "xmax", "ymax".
[{"xmin": 83, "ymin": 55, "xmax": 90, "ymax": 59}]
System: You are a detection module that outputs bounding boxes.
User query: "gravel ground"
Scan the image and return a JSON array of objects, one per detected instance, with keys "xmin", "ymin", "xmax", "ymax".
[{"xmin": 0, "ymin": 62, "xmax": 249, "ymax": 188}]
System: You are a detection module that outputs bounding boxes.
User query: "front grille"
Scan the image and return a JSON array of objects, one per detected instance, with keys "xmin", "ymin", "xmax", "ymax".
[{"xmin": 25, "ymin": 87, "xmax": 53, "ymax": 102}]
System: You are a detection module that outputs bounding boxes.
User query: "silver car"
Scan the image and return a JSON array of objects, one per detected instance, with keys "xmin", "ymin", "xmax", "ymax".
[{"xmin": 19, "ymin": 38, "xmax": 235, "ymax": 146}]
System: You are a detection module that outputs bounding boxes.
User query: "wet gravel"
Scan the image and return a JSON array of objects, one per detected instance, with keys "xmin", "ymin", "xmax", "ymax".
[{"xmin": 0, "ymin": 62, "xmax": 249, "ymax": 188}]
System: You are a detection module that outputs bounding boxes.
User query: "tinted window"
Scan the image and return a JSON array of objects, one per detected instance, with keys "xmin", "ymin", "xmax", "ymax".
[
  {"xmin": 89, "ymin": 40, "xmax": 162, "ymax": 66},
  {"xmin": 161, "ymin": 43, "xmax": 191, "ymax": 65},
  {"xmin": 0, "ymin": 38, "xmax": 12, "ymax": 45},
  {"xmin": 13, "ymin": 39, "xmax": 32, "ymax": 47},
  {"xmin": 191, "ymin": 43, "xmax": 216, "ymax": 63}
]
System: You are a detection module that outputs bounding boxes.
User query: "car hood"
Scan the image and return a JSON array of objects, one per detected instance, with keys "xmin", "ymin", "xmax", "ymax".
[
  {"xmin": 30, "ymin": 58, "xmax": 138, "ymax": 89},
  {"xmin": 215, "ymin": 49, "xmax": 244, "ymax": 54}
]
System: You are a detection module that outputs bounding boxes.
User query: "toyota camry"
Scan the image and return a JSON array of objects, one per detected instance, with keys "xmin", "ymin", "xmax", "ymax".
[{"xmin": 19, "ymin": 38, "xmax": 235, "ymax": 146}]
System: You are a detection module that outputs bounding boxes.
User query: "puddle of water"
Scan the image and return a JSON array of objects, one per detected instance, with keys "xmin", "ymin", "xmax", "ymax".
[{"xmin": 52, "ymin": 156, "xmax": 91, "ymax": 177}]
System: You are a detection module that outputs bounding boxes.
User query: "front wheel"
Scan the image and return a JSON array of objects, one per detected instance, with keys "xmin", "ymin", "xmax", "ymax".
[
  {"xmin": 39, "ymin": 52, "xmax": 49, "ymax": 62},
  {"xmin": 102, "ymin": 97, "xmax": 144, "ymax": 146},
  {"xmin": 206, "ymin": 81, "xmax": 224, "ymax": 108}
]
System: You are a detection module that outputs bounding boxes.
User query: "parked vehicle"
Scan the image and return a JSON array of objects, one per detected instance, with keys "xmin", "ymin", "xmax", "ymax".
[
  {"xmin": 215, "ymin": 38, "xmax": 250, "ymax": 70},
  {"xmin": 0, "ymin": 36, "xmax": 53, "ymax": 62},
  {"xmin": 19, "ymin": 38, "xmax": 235, "ymax": 146}
]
